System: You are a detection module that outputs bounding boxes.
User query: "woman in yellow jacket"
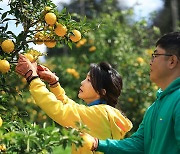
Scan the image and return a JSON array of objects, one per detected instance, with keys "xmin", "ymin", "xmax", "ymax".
[{"xmin": 15, "ymin": 54, "xmax": 132, "ymax": 154}]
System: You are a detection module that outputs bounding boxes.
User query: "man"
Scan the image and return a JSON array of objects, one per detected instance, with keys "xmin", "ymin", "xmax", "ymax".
[{"xmin": 83, "ymin": 32, "xmax": 180, "ymax": 154}]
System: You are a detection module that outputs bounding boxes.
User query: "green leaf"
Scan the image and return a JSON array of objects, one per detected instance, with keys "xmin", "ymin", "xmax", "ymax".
[
  {"xmin": 1, "ymin": 12, "xmax": 8, "ymax": 20},
  {"xmin": 0, "ymin": 105, "xmax": 7, "ymax": 111}
]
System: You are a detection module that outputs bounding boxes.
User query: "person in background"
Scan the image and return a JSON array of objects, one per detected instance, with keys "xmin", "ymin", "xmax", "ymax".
[
  {"xmin": 81, "ymin": 31, "xmax": 180, "ymax": 154},
  {"xmin": 15, "ymin": 58, "xmax": 132, "ymax": 154}
]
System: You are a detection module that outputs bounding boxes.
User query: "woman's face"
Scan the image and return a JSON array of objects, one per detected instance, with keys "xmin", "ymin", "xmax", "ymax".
[{"xmin": 78, "ymin": 73, "xmax": 100, "ymax": 104}]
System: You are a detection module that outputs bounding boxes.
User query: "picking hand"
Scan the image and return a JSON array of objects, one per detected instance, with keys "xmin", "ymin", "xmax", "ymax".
[
  {"xmin": 15, "ymin": 54, "xmax": 38, "ymax": 82},
  {"xmin": 37, "ymin": 65, "xmax": 59, "ymax": 86},
  {"xmin": 81, "ymin": 133, "xmax": 99, "ymax": 151}
]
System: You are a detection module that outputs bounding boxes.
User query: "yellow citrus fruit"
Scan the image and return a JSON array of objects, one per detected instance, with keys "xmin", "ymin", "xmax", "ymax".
[
  {"xmin": 136, "ymin": 57, "xmax": 144, "ymax": 64},
  {"xmin": 34, "ymin": 32, "xmax": 44, "ymax": 45},
  {"xmin": 0, "ymin": 144, "xmax": 6, "ymax": 152},
  {"xmin": 28, "ymin": 49, "xmax": 43, "ymax": 60},
  {"xmin": 48, "ymin": 25, "xmax": 54, "ymax": 31},
  {"xmin": 45, "ymin": 12, "xmax": 57, "ymax": 25},
  {"xmin": 76, "ymin": 38, "xmax": 87, "ymax": 48},
  {"xmin": 54, "ymin": 23, "xmax": 67, "ymax": 37},
  {"xmin": 89, "ymin": 46, "xmax": 96, "ymax": 52},
  {"xmin": 0, "ymin": 60, "xmax": 10, "ymax": 73},
  {"xmin": 82, "ymin": 134, "xmax": 94, "ymax": 150},
  {"xmin": 21, "ymin": 77, "xmax": 27, "ymax": 84},
  {"xmin": 79, "ymin": 38, "xmax": 87, "ymax": 45},
  {"xmin": 44, "ymin": 40, "xmax": 56, "ymax": 48},
  {"xmin": 146, "ymin": 49, "xmax": 153, "ymax": 56},
  {"xmin": 1, "ymin": 39, "xmax": 15, "ymax": 53},
  {"xmin": 44, "ymin": 6, "xmax": 51, "ymax": 12},
  {"xmin": 70, "ymin": 30, "xmax": 81, "ymax": 42},
  {"xmin": 0, "ymin": 117, "xmax": 2, "ymax": 127},
  {"xmin": 128, "ymin": 98, "xmax": 134, "ymax": 103},
  {"xmin": 24, "ymin": 53, "xmax": 34, "ymax": 62}
]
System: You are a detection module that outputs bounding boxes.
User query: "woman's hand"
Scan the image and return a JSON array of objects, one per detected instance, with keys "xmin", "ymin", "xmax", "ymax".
[
  {"xmin": 81, "ymin": 133, "xmax": 99, "ymax": 151},
  {"xmin": 15, "ymin": 54, "xmax": 38, "ymax": 82},
  {"xmin": 37, "ymin": 65, "xmax": 59, "ymax": 86}
]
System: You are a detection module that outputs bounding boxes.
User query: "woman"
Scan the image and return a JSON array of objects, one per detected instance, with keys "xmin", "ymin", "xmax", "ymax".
[{"xmin": 15, "ymin": 54, "xmax": 132, "ymax": 154}]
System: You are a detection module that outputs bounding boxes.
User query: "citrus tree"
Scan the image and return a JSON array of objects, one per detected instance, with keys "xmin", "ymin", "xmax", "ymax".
[{"xmin": 0, "ymin": 0, "xmax": 89, "ymax": 153}]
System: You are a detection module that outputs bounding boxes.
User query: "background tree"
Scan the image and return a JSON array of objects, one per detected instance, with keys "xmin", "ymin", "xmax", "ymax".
[{"xmin": 153, "ymin": 0, "xmax": 180, "ymax": 33}]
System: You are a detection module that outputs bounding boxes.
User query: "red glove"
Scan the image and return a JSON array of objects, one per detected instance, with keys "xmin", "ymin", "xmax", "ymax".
[
  {"xmin": 37, "ymin": 65, "xmax": 59, "ymax": 86},
  {"xmin": 15, "ymin": 54, "xmax": 38, "ymax": 83}
]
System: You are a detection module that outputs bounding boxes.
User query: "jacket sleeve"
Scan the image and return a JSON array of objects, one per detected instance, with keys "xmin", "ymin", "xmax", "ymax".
[
  {"xmin": 29, "ymin": 78, "xmax": 84, "ymax": 127},
  {"xmin": 29, "ymin": 78, "xmax": 105, "ymax": 129},
  {"xmin": 97, "ymin": 120, "xmax": 145, "ymax": 154},
  {"xmin": 49, "ymin": 83, "xmax": 76, "ymax": 105},
  {"xmin": 174, "ymin": 98, "xmax": 180, "ymax": 149}
]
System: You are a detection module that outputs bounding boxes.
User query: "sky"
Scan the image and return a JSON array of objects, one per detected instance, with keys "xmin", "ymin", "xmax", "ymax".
[
  {"xmin": 0, "ymin": 0, "xmax": 163, "ymax": 62},
  {"xmin": 125, "ymin": 0, "xmax": 163, "ymax": 19}
]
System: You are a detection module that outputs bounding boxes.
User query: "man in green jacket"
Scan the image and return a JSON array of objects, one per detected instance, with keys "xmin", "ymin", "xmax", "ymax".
[{"xmin": 83, "ymin": 32, "xmax": 180, "ymax": 154}]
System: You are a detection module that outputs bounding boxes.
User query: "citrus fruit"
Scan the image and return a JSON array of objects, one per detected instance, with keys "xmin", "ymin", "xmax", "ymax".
[
  {"xmin": 44, "ymin": 40, "xmax": 56, "ymax": 48},
  {"xmin": 0, "ymin": 60, "xmax": 10, "ymax": 73},
  {"xmin": 1, "ymin": 39, "xmax": 14, "ymax": 53},
  {"xmin": 54, "ymin": 23, "xmax": 67, "ymax": 37},
  {"xmin": 44, "ymin": 6, "xmax": 51, "ymax": 12},
  {"xmin": 24, "ymin": 53, "xmax": 34, "ymax": 62},
  {"xmin": 82, "ymin": 133, "xmax": 94, "ymax": 150},
  {"xmin": 128, "ymin": 98, "xmax": 134, "ymax": 102},
  {"xmin": 28, "ymin": 49, "xmax": 43, "ymax": 60},
  {"xmin": 70, "ymin": 30, "xmax": 81, "ymax": 42},
  {"xmin": 0, "ymin": 144, "xmax": 6, "ymax": 152},
  {"xmin": 137, "ymin": 57, "xmax": 144, "ymax": 64},
  {"xmin": 0, "ymin": 117, "xmax": 2, "ymax": 127},
  {"xmin": 48, "ymin": 25, "xmax": 54, "ymax": 31},
  {"xmin": 45, "ymin": 12, "xmax": 57, "ymax": 25},
  {"xmin": 89, "ymin": 46, "xmax": 96, "ymax": 52},
  {"xmin": 34, "ymin": 32, "xmax": 44, "ymax": 45}
]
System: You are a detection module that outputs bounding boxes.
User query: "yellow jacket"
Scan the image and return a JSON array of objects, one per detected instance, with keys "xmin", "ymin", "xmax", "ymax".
[{"xmin": 29, "ymin": 78, "xmax": 132, "ymax": 154}]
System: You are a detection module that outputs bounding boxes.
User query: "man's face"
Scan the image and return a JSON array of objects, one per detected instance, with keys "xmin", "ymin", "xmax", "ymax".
[{"xmin": 149, "ymin": 46, "xmax": 172, "ymax": 86}]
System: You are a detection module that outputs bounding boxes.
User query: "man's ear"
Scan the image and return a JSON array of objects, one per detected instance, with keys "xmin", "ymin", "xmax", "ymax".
[
  {"xmin": 101, "ymin": 89, "xmax": 106, "ymax": 95},
  {"xmin": 169, "ymin": 55, "xmax": 179, "ymax": 69}
]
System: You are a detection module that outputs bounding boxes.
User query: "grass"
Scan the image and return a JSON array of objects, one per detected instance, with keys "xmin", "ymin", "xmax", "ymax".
[{"xmin": 53, "ymin": 146, "xmax": 71, "ymax": 154}]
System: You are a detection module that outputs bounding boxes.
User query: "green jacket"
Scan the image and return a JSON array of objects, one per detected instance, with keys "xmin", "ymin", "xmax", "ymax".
[{"xmin": 97, "ymin": 77, "xmax": 180, "ymax": 154}]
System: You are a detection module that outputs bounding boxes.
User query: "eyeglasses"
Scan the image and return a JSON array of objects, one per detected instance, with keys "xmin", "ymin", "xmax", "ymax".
[{"xmin": 151, "ymin": 53, "xmax": 173, "ymax": 61}]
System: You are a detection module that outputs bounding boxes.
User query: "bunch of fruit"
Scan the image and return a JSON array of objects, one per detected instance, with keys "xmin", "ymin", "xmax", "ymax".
[
  {"xmin": 0, "ymin": 39, "xmax": 43, "ymax": 73},
  {"xmin": 34, "ymin": 6, "xmax": 82, "ymax": 48},
  {"xmin": 0, "ymin": 39, "xmax": 14, "ymax": 73},
  {"xmin": 0, "ymin": 5, "xmax": 83, "ymax": 74}
]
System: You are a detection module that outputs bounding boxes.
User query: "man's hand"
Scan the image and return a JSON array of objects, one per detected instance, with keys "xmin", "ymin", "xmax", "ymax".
[{"xmin": 37, "ymin": 65, "xmax": 59, "ymax": 86}]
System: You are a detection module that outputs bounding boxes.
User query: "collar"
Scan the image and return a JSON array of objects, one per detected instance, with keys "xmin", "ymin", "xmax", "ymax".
[
  {"xmin": 87, "ymin": 99, "xmax": 106, "ymax": 106},
  {"xmin": 156, "ymin": 77, "xmax": 180, "ymax": 99}
]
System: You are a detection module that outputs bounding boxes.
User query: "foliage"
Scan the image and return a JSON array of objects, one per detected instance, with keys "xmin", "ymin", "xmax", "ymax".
[
  {"xmin": 62, "ymin": 0, "xmax": 123, "ymax": 18},
  {"xmin": 0, "ymin": 71, "xmax": 86, "ymax": 153},
  {"xmin": 0, "ymin": 0, "xmax": 88, "ymax": 152},
  {"xmin": 0, "ymin": 120, "xmax": 82, "ymax": 153}
]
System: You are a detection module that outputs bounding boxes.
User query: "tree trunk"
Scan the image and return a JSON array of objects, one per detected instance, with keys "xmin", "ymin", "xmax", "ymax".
[
  {"xmin": 80, "ymin": 0, "xmax": 85, "ymax": 15},
  {"xmin": 171, "ymin": 0, "xmax": 179, "ymax": 31}
]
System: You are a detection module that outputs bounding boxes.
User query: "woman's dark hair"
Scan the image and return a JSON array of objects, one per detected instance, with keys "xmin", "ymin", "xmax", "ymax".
[
  {"xmin": 89, "ymin": 62, "xmax": 122, "ymax": 107},
  {"xmin": 156, "ymin": 32, "xmax": 180, "ymax": 59}
]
